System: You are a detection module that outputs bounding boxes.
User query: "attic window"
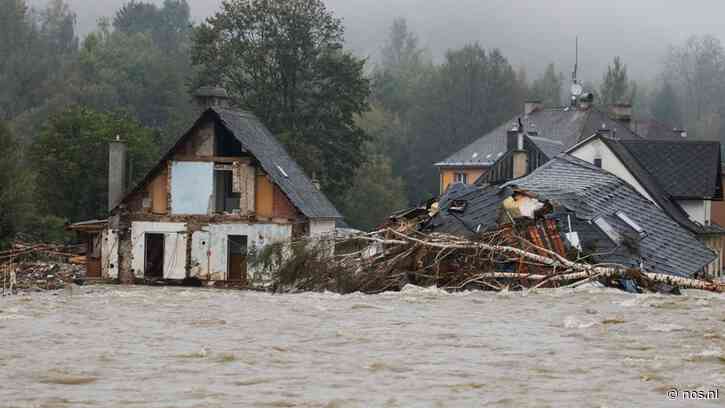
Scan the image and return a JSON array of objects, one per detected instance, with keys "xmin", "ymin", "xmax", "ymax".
[
  {"xmin": 593, "ymin": 158, "xmax": 602, "ymax": 168},
  {"xmin": 593, "ymin": 216, "xmax": 622, "ymax": 245},
  {"xmin": 616, "ymin": 211, "xmax": 646, "ymax": 237},
  {"xmin": 276, "ymin": 164, "xmax": 289, "ymax": 178}
]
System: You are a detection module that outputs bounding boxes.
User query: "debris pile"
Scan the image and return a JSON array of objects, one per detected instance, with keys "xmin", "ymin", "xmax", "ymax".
[
  {"xmin": 1, "ymin": 241, "xmax": 85, "ymax": 294},
  {"xmin": 260, "ymin": 189, "xmax": 725, "ymax": 295}
]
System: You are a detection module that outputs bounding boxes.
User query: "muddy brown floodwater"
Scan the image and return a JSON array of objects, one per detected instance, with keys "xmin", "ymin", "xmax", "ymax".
[{"xmin": 0, "ymin": 285, "xmax": 723, "ymax": 407}]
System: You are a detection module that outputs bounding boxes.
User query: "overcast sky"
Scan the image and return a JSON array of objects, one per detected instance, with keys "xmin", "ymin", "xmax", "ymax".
[{"xmin": 38, "ymin": 0, "xmax": 725, "ymax": 81}]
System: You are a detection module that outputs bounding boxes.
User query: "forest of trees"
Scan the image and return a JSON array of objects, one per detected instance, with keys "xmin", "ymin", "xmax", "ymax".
[{"xmin": 2, "ymin": 0, "xmax": 725, "ymax": 246}]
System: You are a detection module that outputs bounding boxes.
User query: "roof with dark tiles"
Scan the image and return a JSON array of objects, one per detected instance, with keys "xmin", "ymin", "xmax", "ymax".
[
  {"xmin": 503, "ymin": 155, "xmax": 715, "ymax": 277},
  {"xmin": 436, "ymin": 107, "xmax": 647, "ymax": 167},
  {"xmin": 428, "ymin": 155, "xmax": 716, "ymax": 278},
  {"xmin": 116, "ymin": 107, "xmax": 341, "ymax": 219},
  {"xmin": 616, "ymin": 139, "xmax": 723, "ymax": 200}
]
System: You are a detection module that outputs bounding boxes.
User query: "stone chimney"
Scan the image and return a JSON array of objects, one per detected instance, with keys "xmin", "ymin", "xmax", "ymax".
[
  {"xmin": 193, "ymin": 86, "xmax": 232, "ymax": 110},
  {"xmin": 524, "ymin": 100, "xmax": 543, "ymax": 116},
  {"xmin": 507, "ymin": 125, "xmax": 528, "ymax": 179},
  {"xmin": 609, "ymin": 103, "xmax": 632, "ymax": 122},
  {"xmin": 108, "ymin": 136, "xmax": 127, "ymax": 211}
]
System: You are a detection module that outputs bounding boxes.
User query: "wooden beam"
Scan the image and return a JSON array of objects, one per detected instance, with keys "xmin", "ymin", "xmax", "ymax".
[{"xmin": 173, "ymin": 156, "xmax": 252, "ymax": 164}]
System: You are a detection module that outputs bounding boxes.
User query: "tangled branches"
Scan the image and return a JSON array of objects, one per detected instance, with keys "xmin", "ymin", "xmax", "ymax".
[{"xmin": 257, "ymin": 228, "xmax": 724, "ymax": 294}]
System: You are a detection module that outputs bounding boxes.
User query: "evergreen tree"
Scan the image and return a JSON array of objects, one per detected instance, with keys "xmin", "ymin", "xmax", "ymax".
[
  {"xmin": 30, "ymin": 107, "xmax": 159, "ymax": 224},
  {"xmin": 0, "ymin": 122, "xmax": 32, "ymax": 247},
  {"xmin": 600, "ymin": 56, "xmax": 630, "ymax": 106},
  {"xmin": 530, "ymin": 63, "xmax": 563, "ymax": 107}
]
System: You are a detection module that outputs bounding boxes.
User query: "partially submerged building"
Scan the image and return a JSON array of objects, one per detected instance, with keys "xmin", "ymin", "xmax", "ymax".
[
  {"xmin": 567, "ymin": 135, "xmax": 724, "ymax": 278},
  {"xmin": 69, "ymin": 87, "xmax": 341, "ymax": 284},
  {"xmin": 426, "ymin": 155, "xmax": 717, "ymax": 281}
]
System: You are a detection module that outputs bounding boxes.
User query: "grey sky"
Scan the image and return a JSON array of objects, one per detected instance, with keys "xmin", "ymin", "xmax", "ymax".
[{"xmin": 38, "ymin": 0, "xmax": 725, "ymax": 81}]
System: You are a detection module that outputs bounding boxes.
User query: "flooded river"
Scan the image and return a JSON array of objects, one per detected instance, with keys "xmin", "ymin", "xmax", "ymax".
[{"xmin": 1, "ymin": 285, "xmax": 723, "ymax": 407}]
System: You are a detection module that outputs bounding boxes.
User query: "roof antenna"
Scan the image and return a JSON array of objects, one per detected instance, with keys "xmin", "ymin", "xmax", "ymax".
[{"xmin": 570, "ymin": 36, "xmax": 583, "ymax": 106}]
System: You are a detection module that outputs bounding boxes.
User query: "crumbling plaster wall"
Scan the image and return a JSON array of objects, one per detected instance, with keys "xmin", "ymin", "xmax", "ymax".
[
  {"xmin": 130, "ymin": 222, "xmax": 188, "ymax": 279},
  {"xmin": 101, "ymin": 228, "xmax": 119, "ymax": 279},
  {"xmin": 190, "ymin": 223, "xmax": 292, "ymax": 281},
  {"xmin": 309, "ymin": 219, "xmax": 336, "ymax": 238}
]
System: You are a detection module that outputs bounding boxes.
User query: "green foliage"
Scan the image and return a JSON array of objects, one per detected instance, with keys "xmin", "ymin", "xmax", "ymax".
[
  {"xmin": 0, "ymin": 0, "xmax": 78, "ymax": 123},
  {"xmin": 79, "ymin": 18, "xmax": 194, "ymax": 136},
  {"xmin": 191, "ymin": 0, "xmax": 371, "ymax": 197},
  {"xmin": 113, "ymin": 0, "xmax": 191, "ymax": 53},
  {"xmin": 395, "ymin": 43, "xmax": 521, "ymax": 202},
  {"xmin": 530, "ymin": 63, "xmax": 563, "ymax": 107},
  {"xmin": 30, "ymin": 107, "xmax": 159, "ymax": 223},
  {"xmin": 340, "ymin": 154, "xmax": 408, "ymax": 231},
  {"xmin": 600, "ymin": 56, "xmax": 630, "ymax": 106},
  {"xmin": 0, "ymin": 122, "xmax": 33, "ymax": 247}
]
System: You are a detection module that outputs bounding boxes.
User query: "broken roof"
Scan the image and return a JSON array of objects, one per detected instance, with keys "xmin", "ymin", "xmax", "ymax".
[
  {"xmin": 214, "ymin": 108, "xmax": 341, "ymax": 219},
  {"xmin": 503, "ymin": 155, "xmax": 716, "ymax": 278},
  {"xmin": 116, "ymin": 107, "xmax": 341, "ymax": 219},
  {"xmin": 435, "ymin": 107, "xmax": 644, "ymax": 167}
]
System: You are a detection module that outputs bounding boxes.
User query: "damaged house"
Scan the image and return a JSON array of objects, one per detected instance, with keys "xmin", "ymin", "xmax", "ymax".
[
  {"xmin": 567, "ymin": 134, "xmax": 725, "ymax": 278},
  {"xmin": 69, "ymin": 87, "xmax": 341, "ymax": 284},
  {"xmin": 425, "ymin": 154, "xmax": 717, "ymax": 283}
]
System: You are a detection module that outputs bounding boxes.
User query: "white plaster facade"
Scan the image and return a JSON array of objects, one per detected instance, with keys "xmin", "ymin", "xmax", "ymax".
[
  {"xmin": 569, "ymin": 138, "xmax": 656, "ymax": 204},
  {"xmin": 678, "ymin": 200, "xmax": 712, "ymax": 225},
  {"xmin": 190, "ymin": 223, "xmax": 292, "ymax": 281},
  {"xmin": 130, "ymin": 222, "xmax": 188, "ymax": 279},
  {"xmin": 310, "ymin": 220, "xmax": 336, "ymax": 237}
]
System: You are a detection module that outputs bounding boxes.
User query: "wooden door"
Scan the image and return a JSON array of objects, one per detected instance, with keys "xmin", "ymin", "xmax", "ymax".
[{"xmin": 227, "ymin": 235, "xmax": 248, "ymax": 283}]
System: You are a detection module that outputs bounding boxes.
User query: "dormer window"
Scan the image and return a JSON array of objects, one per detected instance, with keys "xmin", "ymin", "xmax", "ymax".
[{"xmin": 454, "ymin": 172, "xmax": 468, "ymax": 184}]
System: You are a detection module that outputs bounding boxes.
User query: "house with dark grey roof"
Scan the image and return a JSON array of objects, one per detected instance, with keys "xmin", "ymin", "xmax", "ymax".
[
  {"xmin": 426, "ymin": 155, "xmax": 717, "ymax": 280},
  {"xmin": 567, "ymin": 133, "xmax": 725, "ymax": 278},
  {"xmin": 435, "ymin": 97, "xmax": 682, "ymax": 193},
  {"xmin": 69, "ymin": 87, "xmax": 341, "ymax": 284}
]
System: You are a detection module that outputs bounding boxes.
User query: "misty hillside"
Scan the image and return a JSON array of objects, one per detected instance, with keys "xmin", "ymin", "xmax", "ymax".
[{"xmin": 32, "ymin": 0, "xmax": 725, "ymax": 79}]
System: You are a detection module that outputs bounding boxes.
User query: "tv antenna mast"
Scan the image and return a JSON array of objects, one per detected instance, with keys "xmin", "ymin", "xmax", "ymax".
[{"xmin": 570, "ymin": 37, "xmax": 583, "ymax": 103}]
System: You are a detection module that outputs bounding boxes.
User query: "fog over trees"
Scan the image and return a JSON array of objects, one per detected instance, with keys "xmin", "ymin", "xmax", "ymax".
[
  {"xmin": 6, "ymin": 0, "xmax": 725, "ymax": 239},
  {"xmin": 30, "ymin": 0, "xmax": 725, "ymax": 79}
]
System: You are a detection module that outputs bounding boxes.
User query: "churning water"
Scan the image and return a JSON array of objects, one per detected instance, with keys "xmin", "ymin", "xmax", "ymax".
[{"xmin": 1, "ymin": 285, "xmax": 723, "ymax": 407}]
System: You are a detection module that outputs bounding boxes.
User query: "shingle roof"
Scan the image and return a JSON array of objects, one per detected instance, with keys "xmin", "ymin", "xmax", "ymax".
[
  {"xmin": 116, "ymin": 108, "xmax": 341, "ymax": 219},
  {"xmin": 214, "ymin": 108, "xmax": 341, "ymax": 219},
  {"xmin": 436, "ymin": 107, "xmax": 644, "ymax": 167},
  {"xmin": 589, "ymin": 137, "xmax": 723, "ymax": 235},
  {"xmin": 616, "ymin": 140, "xmax": 723, "ymax": 200},
  {"xmin": 503, "ymin": 155, "xmax": 715, "ymax": 278},
  {"xmin": 424, "ymin": 183, "xmax": 503, "ymax": 236}
]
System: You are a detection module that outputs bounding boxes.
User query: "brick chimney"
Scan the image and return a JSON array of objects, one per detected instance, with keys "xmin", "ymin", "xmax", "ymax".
[
  {"xmin": 108, "ymin": 136, "xmax": 127, "ymax": 211},
  {"xmin": 609, "ymin": 103, "xmax": 632, "ymax": 122}
]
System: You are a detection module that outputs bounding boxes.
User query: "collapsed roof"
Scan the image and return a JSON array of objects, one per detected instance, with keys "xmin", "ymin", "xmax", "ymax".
[{"xmin": 427, "ymin": 155, "xmax": 716, "ymax": 278}]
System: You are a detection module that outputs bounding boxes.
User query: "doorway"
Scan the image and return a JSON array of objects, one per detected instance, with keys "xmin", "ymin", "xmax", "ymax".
[
  {"xmin": 227, "ymin": 235, "xmax": 248, "ymax": 283},
  {"xmin": 145, "ymin": 233, "xmax": 165, "ymax": 278}
]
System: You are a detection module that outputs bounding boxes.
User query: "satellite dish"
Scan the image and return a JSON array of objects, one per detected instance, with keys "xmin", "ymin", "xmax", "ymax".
[{"xmin": 571, "ymin": 83, "xmax": 583, "ymax": 97}]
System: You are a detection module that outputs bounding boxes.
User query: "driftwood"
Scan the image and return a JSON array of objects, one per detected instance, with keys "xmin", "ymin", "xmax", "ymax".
[{"xmin": 261, "ymin": 227, "xmax": 724, "ymax": 294}]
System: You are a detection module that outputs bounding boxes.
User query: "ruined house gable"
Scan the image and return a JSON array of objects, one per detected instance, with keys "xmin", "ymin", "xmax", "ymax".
[{"xmin": 115, "ymin": 110, "xmax": 306, "ymax": 222}]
